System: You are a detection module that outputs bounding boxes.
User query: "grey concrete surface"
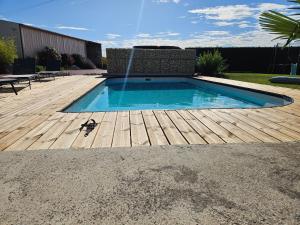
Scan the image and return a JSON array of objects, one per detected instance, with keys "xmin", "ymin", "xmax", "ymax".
[{"xmin": 0, "ymin": 142, "xmax": 299, "ymax": 225}]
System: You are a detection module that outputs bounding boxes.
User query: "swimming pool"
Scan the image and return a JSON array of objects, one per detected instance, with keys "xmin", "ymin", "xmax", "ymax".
[{"xmin": 63, "ymin": 77, "xmax": 292, "ymax": 112}]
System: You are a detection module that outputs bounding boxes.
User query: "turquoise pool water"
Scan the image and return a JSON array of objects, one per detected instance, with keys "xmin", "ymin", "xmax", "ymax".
[{"xmin": 64, "ymin": 77, "xmax": 292, "ymax": 112}]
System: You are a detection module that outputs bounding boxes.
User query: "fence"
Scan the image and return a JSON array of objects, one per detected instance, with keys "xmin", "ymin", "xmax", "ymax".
[{"xmin": 188, "ymin": 47, "xmax": 300, "ymax": 74}]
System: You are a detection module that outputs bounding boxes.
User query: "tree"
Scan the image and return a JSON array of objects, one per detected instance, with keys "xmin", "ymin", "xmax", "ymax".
[
  {"xmin": 0, "ymin": 37, "xmax": 17, "ymax": 73},
  {"xmin": 259, "ymin": 0, "xmax": 300, "ymax": 46}
]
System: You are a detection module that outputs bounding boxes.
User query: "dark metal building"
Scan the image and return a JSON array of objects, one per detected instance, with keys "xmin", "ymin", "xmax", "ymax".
[{"xmin": 0, "ymin": 20, "xmax": 102, "ymax": 67}]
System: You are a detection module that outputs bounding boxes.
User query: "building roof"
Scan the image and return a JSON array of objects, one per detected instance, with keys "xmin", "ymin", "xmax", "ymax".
[{"xmin": 0, "ymin": 19, "xmax": 100, "ymax": 45}]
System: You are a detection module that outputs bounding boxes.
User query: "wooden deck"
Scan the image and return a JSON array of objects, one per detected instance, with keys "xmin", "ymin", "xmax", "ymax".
[{"xmin": 1, "ymin": 75, "xmax": 300, "ymax": 151}]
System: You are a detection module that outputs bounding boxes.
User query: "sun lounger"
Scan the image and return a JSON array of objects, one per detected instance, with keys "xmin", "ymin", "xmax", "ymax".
[
  {"xmin": 37, "ymin": 71, "xmax": 70, "ymax": 80},
  {"xmin": 0, "ymin": 78, "xmax": 18, "ymax": 95},
  {"xmin": 1, "ymin": 74, "xmax": 37, "ymax": 89},
  {"xmin": 270, "ymin": 76, "xmax": 300, "ymax": 84}
]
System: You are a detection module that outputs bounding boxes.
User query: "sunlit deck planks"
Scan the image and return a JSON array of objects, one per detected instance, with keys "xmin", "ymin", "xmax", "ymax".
[{"xmin": 1, "ymin": 75, "xmax": 300, "ymax": 151}]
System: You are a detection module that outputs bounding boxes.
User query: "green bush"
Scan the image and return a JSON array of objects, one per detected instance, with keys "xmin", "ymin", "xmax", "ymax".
[
  {"xmin": 196, "ymin": 50, "xmax": 228, "ymax": 76},
  {"xmin": 72, "ymin": 54, "xmax": 96, "ymax": 69},
  {"xmin": 61, "ymin": 53, "xmax": 74, "ymax": 68},
  {"xmin": 35, "ymin": 65, "xmax": 45, "ymax": 72},
  {"xmin": 100, "ymin": 57, "xmax": 107, "ymax": 69},
  {"xmin": 0, "ymin": 37, "xmax": 17, "ymax": 73},
  {"xmin": 37, "ymin": 47, "xmax": 61, "ymax": 66}
]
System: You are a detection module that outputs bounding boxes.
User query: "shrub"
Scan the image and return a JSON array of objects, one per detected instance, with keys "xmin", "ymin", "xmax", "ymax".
[
  {"xmin": 72, "ymin": 54, "xmax": 96, "ymax": 69},
  {"xmin": 0, "ymin": 37, "xmax": 17, "ymax": 73},
  {"xmin": 36, "ymin": 65, "xmax": 45, "ymax": 72},
  {"xmin": 37, "ymin": 47, "xmax": 61, "ymax": 66},
  {"xmin": 100, "ymin": 57, "xmax": 107, "ymax": 69},
  {"xmin": 61, "ymin": 53, "xmax": 74, "ymax": 68},
  {"xmin": 196, "ymin": 50, "xmax": 228, "ymax": 76}
]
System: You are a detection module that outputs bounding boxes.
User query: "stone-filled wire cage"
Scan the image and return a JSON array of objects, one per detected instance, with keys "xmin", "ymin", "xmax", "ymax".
[{"xmin": 106, "ymin": 48, "xmax": 196, "ymax": 76}]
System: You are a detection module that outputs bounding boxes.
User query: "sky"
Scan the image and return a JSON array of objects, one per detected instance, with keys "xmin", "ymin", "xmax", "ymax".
[{"xmin": 0, "ymin": 0, "xmax": 296, "ymax": 55}]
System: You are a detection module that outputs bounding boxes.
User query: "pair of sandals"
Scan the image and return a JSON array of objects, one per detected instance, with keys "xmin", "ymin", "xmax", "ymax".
[{"xmin": 80, "ymin": 119, "xmax": 98, "ymax": 137}]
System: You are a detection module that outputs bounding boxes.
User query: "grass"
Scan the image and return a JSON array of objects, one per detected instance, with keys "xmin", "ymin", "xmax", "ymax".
[{"xmin": 224, "ymin": 73, "xmax": 300, "ymax": 90}]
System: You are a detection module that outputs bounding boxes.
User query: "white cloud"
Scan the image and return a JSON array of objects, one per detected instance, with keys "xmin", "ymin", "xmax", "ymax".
[
  {"xmin": 0, "ymin": 15, "xmax": 9, "ymax": 21},
  {"xmin": 154, "ymin": 0, "xmax": 181, "ymax": 4},
  {"xmin": 158, "ymin": 31, "xmax": 180, "ymax": 36},
  {"xmin": 136, "ymin": 33, "xmax": 152, "ymax": 38},
  {"xmin": 189, "ymin": 5, "xmax": 253, "ymax": 21},
  {"xmin": 257, "ymin": 3, "xmax": 288, "ymax": 12},
  {"xmin": 106, "ymin": 33, "xmax": 121, "ymax": 39},
  {"xmin": 214, "ymin": 20, "xmax": 256, "ymax": 28},
  {"xmin": 191, "ymin": 21, "xmax": 199, "ymax": 24},
  {"xmin": 204, "ymin": 31, "xmax": 231, "ymax": 36},
  {"xmin": 136, "ymin": 31, "xmax": 180, "ymax": 38},
  {"xmin": 55, "ymin": 26, "xmax": 89, "ymax": 31},
  {"xmin": 100, "ymin": 29, "xmax": 295, "ymax": 55},
  {"xmin": 188, "ymin": 3, "xmax": 289, "ymax": 21}
]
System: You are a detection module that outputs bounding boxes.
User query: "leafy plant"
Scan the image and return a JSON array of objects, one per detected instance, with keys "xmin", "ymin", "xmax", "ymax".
[
  {"xmin": 0, "ymin": 37, "xmax": 17, "ymax": 73},
  {"xmin": 196, "ymin": 50, "xmax": 228, "ymax": 76},
  {"xmin": 72, "ymin": 54, "xmax": 96, "ymax": 69},
  {"xmin": 37, "ymin": 47, "xmax": 61, "ymax": 66},
  {"xmin": 100, "ymin": 57, "xmax": 107, "ymax": 69},
  {"xmin": 260, "ymin": 0, "xmax": 300, "ymax": 46},
  {"xmin": 61, "ymin": 53, "xmax": 74, "ymax": 68},
  {"xmin": 35, "ymin": 65, "xmax": 45, "ymax": 72}
]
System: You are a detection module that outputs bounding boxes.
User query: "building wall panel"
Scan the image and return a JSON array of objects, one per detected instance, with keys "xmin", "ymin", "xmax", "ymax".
[{"xmin": 20, "ymin": 26, "xmax": 86, "ymax": 58}]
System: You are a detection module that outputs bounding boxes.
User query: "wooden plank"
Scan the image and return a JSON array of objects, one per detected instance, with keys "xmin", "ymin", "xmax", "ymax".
[
  {"xmin": 222, "ymin": 109, "xmax": 293, "ymax": 142},
  {"xmin": 189, "ymin": 110, "xmax": 242, "ymax": 143},
  {"xmin": 142, "ymin": 110, "xmax": 169, "ymax": 146},
  {"xmin": 130, "ymin": 111, "xmax": 150, "ymax": 146},
  {"xmin": 112, "ymin": 111, "xmax": 131, "ymax": 148},
  {"xmin": 236, "ymin": 109, "xmax": 299, "ymax": 141},
  {"xmin": 177, "ymin": 110, "xmax": 225, "ymax": 144},
  {"xmin": 212, "ymin": 110, "xmax": 280, "ymax": 143},
  {"xmin": 27, "ymin": 113, "xmax": 78, "ymax": 150},
  {"xmin": 72, "ymin": 112, "xmax": 105, "ymax": 149},
  {"xmin": 92, "ymin": 112, "xmax": 117, "ymax": 148},
  {"xmin": 5, "ymin": 116, "xmax": 57, "ymax": 151},
  {"xmin": 200, "ymin": 110, "xmax": 260, "ymax": 143},
  {"xmin": 0, "ymin": 115, "xmax": 49, "ymax": 151},
  {"xmin": 154, "ymin": 111, "xmax": 187, "ymax": 145},
  {"xmin": 166, "ymin": 111, "xmax": 206, "ymax": 144},
  {"xmin": 49, "ymin": 113, "xmax": 92, "ymax": 149}
]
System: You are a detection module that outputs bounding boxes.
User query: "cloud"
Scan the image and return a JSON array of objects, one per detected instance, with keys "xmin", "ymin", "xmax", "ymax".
[
  {"xmin": 55, "ymin": 26, "xmax": 89, "ymax": 31},
  {"xmin": 136, "ymin": 33, "xmax": 152, "ymax": 38},
  {"xmin": 204, "ymin": 31, "xmax": 231, "ymax": 36},
  {"xmin": 257, "ymin": 3, "xmax": 288, "ymax": 12},
  {"xmin": 0, "ymin": 15, "xmax": 8, "ymax": 21},
  {"xmin": 154, "ymin": 0, "xmax": 181, "ymax": 4},
  {"xmin": 188, "ymin": 3, "xmax": 289, "ymax": 21},
  {"xmin": 136, "ymin": 31, "xmax": 180, "ymax": 38},
  {"xmin": 214, "ymin": 20, "xmax": 256, "ymax": 28},
  {"xmin": 100, "ymin": 28, "xmax": 296, "ymax": 56},
  {"xmin": 158, "ymin": 31, "xmax": 180, "ymax": 36},
  {"xmin": 106, "ymin": 33, "xmax": 121, "ymax": 39},
  {"xmin": 189, "ymin": 5, "xmax": 253, "ymax": 21}
]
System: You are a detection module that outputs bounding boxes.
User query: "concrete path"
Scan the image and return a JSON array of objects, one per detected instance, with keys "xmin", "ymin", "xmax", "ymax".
[{"xmin": 0, "ymin": 143, "xmax": 299, "ymax": 225}]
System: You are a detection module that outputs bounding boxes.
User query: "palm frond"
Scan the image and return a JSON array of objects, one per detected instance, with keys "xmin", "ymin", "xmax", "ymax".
[{"xmin": 259, "ymin": 9, "xmax": 300, "ymax": 46}]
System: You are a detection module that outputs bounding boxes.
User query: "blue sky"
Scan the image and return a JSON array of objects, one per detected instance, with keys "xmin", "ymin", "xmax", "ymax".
[{"xmin": 0, "ymin": 0, "xmax": 295, "ymax": 55}]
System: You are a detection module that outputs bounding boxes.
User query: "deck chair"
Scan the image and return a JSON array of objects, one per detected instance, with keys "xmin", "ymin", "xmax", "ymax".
[{"xmin": 0, "ymin": 78, "xmax": 18, "ymax": 95}]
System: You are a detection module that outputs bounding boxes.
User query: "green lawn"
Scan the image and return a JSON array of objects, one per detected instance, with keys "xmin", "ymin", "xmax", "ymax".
[{"xmin": 224, "ymin": 73, "xmax": 300, "ymax": 90}]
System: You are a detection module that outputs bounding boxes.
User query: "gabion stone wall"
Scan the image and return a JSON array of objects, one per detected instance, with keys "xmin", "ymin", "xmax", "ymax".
[{"xmin": 106, "ymin": 48, "xmax": 196, "ymax": 76}]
